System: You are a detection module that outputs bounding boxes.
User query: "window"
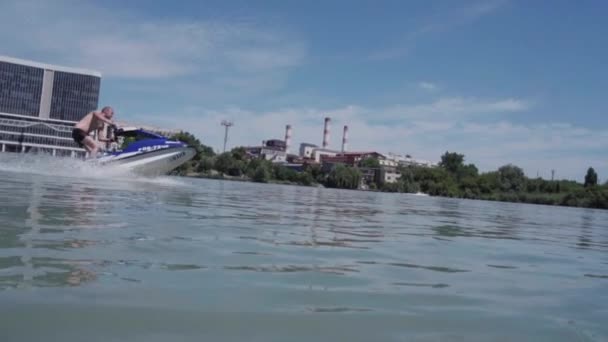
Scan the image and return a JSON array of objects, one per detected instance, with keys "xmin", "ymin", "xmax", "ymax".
[
  {"xmin": 50, "ymin": 71, "xmax": 100, "ymax": 122},
  {"xmin": 0, "ymin": 61, "xmax": 43, "ymax": 116}
]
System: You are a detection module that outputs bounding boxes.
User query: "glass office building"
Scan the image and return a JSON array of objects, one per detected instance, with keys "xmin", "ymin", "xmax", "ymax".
[
  {"xmin": 50, "ymin": 71, "xmax": 101, "ymax": 122},
  {"xmin": 0, "ymin": 55, "xmax": 101, "ymax": 156},
  {"xmin": 0, "ymin": 61, "xmax": 44, "ymax": 117}
]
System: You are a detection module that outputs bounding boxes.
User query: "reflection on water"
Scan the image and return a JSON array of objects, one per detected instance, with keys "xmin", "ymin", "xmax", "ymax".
[
  {"xmin": 1, "ymin": 168, "xmax": 608, "ymax": 341},
  {"xmin": 579, "ymin": 210, "xmax": 595, "ymax": 249}
]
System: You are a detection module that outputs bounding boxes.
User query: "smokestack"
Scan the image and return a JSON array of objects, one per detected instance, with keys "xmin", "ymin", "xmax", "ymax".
[
  {"xmin": 284, "ymin": 124, "xmax": 292, "ymax": 154},
  {"xmin": 322, "ymin": 117, "xmax": 330, "ymax": 149},
  {"xmin": 341, "ymin": 125, "xmax": 348, "ymax": 152}
]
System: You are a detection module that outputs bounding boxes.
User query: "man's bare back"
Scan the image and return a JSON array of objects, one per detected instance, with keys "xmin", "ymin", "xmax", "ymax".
[
  {"xmin": 74, "ymin": 111, "xmax": 106, "ymax": 133},
  {"xmin": 72, "ymin": 106, "xmax": 117, "ymax": 158}
]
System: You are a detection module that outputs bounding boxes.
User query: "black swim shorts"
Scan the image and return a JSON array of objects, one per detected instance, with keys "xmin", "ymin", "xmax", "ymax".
[{"xmin": 72, "ymin": 128, "xmax": 88, "ymax": 147}]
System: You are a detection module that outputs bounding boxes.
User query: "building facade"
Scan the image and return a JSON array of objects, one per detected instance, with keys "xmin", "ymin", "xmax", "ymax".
[
  {"xmin": 0, "ymin": 55, "xmax": 101, "ymax": 157},
  {"xmin": 244, "ymin": 144, "xmax": 287, "ymax": 163}
]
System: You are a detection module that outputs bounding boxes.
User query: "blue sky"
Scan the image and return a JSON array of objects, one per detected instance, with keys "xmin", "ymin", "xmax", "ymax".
[{"xmin": 1, "ymin": 0, "xmax": 607, "ymax": 181}]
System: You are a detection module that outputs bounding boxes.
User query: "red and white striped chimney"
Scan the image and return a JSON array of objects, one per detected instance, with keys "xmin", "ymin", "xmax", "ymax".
[
  {"xmin": 284, "ymin": 124, "xmax": 292, "ymax": 154},
  {"xmin": 341, "ymin": 125, "xmax": 348, "ymax": 152},
  {"xmin": 322, "ymin": 117, "xmax": 330, "ymax": 149}
]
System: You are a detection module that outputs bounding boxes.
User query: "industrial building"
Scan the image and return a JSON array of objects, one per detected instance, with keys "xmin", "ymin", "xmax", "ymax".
[
  {"xmin": 0, "ymin": 55, "xmax": 101, "ymax": 157},
  {"xmin": 243, "ymin": 125, "xmax": 293, "ymax": 163},
  {"xmin": 386, "ymin": 152, "xmax": 438, "ymax": 168},
  {"xmin": 239, "ymin": 115, "xmax": 437, "ymax": 187},
  {"xmin": 297, "ymin": 117, "xmax": 342, "ymax": 163}
]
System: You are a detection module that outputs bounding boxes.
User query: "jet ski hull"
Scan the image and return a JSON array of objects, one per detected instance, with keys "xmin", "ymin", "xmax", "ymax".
[{"xmin": 94, "ymin": 146, "xmax": 196, "ymax": 176}]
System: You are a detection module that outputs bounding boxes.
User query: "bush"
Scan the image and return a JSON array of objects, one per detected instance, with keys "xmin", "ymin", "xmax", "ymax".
[
  {"xmin": 273, "ymin": 165, "xmax": 298, "ymax": 182},
  {"xmin": 252, "ymin": 165, "xmax": 270, "ymax": 183},
  {"xmin": 325, "ymin": 165, "xmax": 361, "ymax": 189},
  {"xmin": 196, "ymin": 156, "xmax": 215, "ymax": 173},
  {"xmin": 578, "ymin": 187, "xmax": 608, "ymax": 209},
  {"xmin": 296, "ymin": 172, "xmax": 314, "ymax": 186}
]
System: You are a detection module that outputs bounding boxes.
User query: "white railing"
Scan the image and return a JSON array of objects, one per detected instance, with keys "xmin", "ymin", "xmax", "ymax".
[{"xmin": 0, "ymin": 117, "xmax": 73, "ymax": 133}]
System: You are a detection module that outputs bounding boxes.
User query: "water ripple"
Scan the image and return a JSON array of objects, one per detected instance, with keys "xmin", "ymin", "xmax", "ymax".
[{"xmin": 1, "ymin": 169, "xmax": 608, "ymax": 340}]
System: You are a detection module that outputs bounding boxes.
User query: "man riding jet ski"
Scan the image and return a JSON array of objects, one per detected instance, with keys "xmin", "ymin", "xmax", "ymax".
[{"xmin": 89, "ymin": 126, "xmax": 197, "ymax": 177}]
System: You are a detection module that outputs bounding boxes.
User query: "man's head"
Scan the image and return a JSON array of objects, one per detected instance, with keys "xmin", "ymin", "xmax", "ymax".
[{"xmin": 101, "ymin": 106, "xmax": 114, "ymax": 119}]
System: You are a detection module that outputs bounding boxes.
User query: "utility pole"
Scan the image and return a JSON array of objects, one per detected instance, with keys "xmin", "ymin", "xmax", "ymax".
[
  {"xmin": 551, "ymin": 169, "xmax": 555, "ymax": 181},
  {"xmin": 221, "ymin": 120, "xmax": 234, "ymax": 153}
]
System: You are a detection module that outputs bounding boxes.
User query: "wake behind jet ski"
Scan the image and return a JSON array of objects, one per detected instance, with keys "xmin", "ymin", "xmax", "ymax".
[{"xmin": 89, "ymin": 127, "xmax": 196, "ymax": 176}]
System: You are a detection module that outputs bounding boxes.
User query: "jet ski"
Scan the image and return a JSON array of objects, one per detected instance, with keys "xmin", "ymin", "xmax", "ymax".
[{"xmin": 89, "ymin": 127, "xmax": 197, "ymax": 176}]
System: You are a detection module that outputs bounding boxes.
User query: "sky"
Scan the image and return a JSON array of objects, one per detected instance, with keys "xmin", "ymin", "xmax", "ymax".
[{"xmin": 1, "ymin": 0, "xmax": 607, "ymax": 181}]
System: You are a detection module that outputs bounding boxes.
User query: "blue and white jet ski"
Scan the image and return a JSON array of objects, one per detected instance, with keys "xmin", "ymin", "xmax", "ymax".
[{"xmin": 90, "ymin": 127, "xmax": 197, "ymax": 176}]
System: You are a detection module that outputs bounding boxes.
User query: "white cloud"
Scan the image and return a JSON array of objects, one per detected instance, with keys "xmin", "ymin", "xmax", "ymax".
[
  {"xmin": 0, "ymin": 0, "xmax": 306, "ymax": 79},
  {"xmin": 379, "ymin": 97, "xmax": 529, "ymax": 120},
  {"xmin": 419, "ymin": 82, "xmax": 438, "ymax": 91},
  {"xmin": 121, "ymin": 95, "xmax": 608, "ymax": 181},
  {"xmin": 463, "ymin": 0, "xmax": 508, "ymax": 18},
  {"xmin": 370, "ymin": 0, "xmax": 507, "ymax": 61}
]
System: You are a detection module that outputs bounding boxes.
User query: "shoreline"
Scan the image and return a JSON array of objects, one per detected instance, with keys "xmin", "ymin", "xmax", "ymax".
[{"xmin": 181, "ymin": 172, "xmax": 606, "ymax": 210}]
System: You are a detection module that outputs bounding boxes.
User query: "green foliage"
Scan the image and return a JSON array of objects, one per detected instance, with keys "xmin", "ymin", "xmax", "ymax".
[
  {"xmin": 170, "ymin": 131, "xmax": 215, "ymax": 175},
  {"xmin": 411, "ymin": 166, "xmax": 457, "ymax": 196},
  {"xmin": 230, "ymin": 147, "xmax": 247, "ymax": 161},
  {"xmin": 197, "ymin": 156, "xmax": 215, "ymax": 173},
  {"xmin": 171, "ymin": 131, "xmax": 215, "ymax": 159},
  {"xmin": 214, "ymin": 153, "xmax": 234, "ymax": 174},
  {"xmin": 561, "ymin": 187, "xmax": 608, "ymax": 209},
  {"xmin": 439, "ymin": 152, "xmax": 465, "ymax": 174},
  {"xmin": 459, "ymin": 176, "xmax": 480, "ymax": 198},
  {"xmin": 478, "ymin": 171, "xmax": 500, "ymax": 194},
  {"xmin": 497, "ymin": 164, "xmax": 525, "ymax": 192},
  {"xmin": 359, "ymin": 157, "xmax": 380, "ymax": 168},
  {"xmin": 456, "ymin": 164, "xmax": 479, "ymax": 180},
  {"xmin": 396, "ymin": 166, "xmax": 419, "ymax": 193},
  {"xmin": 252, "ymin": 165, "xmax": 271, "ymax": 183},
  {"xmin": 326, "ymin": 165, "xmax": 362, "ymax": 189},
  {"xmin": 273, "ymin": 164, "xmax": 298, "ymax": 182},
  {"xmin": 295, "ymin": 171, "xmax": 314, "ymax": 186},
  {"xmin": 167, "ymin": 130, "xmax": 608, "ymax": 210},
  {"xmin": 584, "ymin": 167, "xmax": 598, "ymax": 187}
]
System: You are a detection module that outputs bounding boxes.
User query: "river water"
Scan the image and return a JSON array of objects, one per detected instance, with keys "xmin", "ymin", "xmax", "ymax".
[{"xmin": 1, "ymin": 154, "xmax": 607, "ymax": 341}]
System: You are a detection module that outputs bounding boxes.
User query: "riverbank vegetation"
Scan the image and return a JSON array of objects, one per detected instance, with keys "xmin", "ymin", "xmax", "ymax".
[{"xmin": 171, "ymin": 132, "xmax": 608, "ymax": 209}]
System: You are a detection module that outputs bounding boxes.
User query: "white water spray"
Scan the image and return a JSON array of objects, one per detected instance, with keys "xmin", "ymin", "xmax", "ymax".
[{"xmin": 0, "ymin": 153, "xmax": 187, "ymax": 187}]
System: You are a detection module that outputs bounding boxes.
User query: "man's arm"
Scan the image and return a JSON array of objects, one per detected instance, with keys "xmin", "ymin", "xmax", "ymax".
[
  {"xmin": 97, "ymin": 126, "xmax": 116, "ymax": 142},
  {"xmin": 93, "ymin": 111, "xmax": 115, "ymax": 126}
]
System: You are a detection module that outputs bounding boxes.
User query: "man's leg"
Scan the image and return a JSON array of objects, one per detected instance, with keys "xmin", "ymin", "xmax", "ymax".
[{"xmin": 82, "ymin": 136, "xmax": 99, "ymax": 158}]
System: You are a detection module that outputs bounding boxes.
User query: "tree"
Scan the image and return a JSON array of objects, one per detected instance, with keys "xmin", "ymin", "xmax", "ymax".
[
  {"xmin": 456, "ymin": 163, "xmax": 478, "ymax": 181},
  {"xmin": 478, "ymin": 171, "xmax": 500, "ymax": 194},
  {"xmin": 411, "ymin": 166, "xmax": 456, "ymax": 196},
  {"xmin": 326, "ymin": 165, "xmax": 361, "ymax": 189},
  {"xmin": 439, "ymin": 152, "xmax": 465, "ymax": 174},
  {"xmin": 252, "ymin": 165, "xmax": 270, "ymax": 183},
  {"xmin": 170, "ymin": 131, "xmax": 215, "ymax": 174},
  {"xmin": 359, "ymin": 157, "xmax": 380, "ymax": 168},
  {"xmin": 584, "ymin": 167, "xmax": 598, "ymax": 187},
  {"xmin": 459, "ymin": 176, "xmax": 480, "ymax": 197},
  {"xmin": 196, "ymin": 156, "xmax": 215, "ymax": 173},
  {"xmin": 497, "ymin": 164, "xmax": 525, "ymax": 192},
  {"xmin": 397, "ymin": 166, "xmax": 418, "ymax": 193},
  {"xmin": 230, "ymin": 147, "xmax": 247, "ymax": 161},
  {"xmin": 296, "ymin": 172, "xmax": 314, "ymax": 186},
  {"xmin": 171, "ymin": 131, "xmax": 215, "ymax": 159},
  {"xmin": 214, "ymin": 152, "xmax": 235, "ymax": 174},
  {"xmin": 273, "ymin": 164, "xmax": 298, "ymax": 182}
]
